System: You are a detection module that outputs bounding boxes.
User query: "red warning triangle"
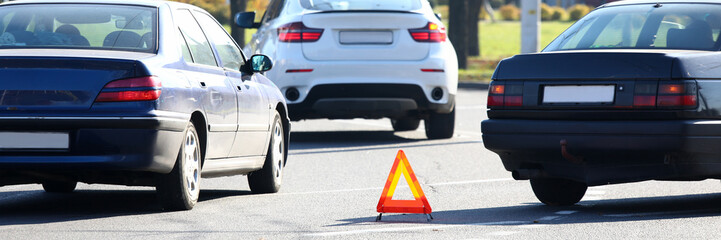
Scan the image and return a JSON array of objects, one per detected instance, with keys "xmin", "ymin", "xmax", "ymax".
[{"xmin": 377, "ymin": 150, "xmax": 432, "ymax": 214}]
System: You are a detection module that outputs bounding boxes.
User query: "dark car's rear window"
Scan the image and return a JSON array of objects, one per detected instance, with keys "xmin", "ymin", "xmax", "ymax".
[
  {"xmin": 544, "ymin": 3, "xmax": 721, "ymax": 51},
  {"xmin": 0, "ymin": 4, "xmax": 156, "ymax": 53},
  {"xmin": 300, "ymin": 0, "xmax": 422, "ymax": 11}
]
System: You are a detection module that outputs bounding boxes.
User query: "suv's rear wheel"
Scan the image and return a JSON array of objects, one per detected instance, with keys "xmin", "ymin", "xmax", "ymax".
[
  {"xmin": 42, "ymin": 181, "xmax": 77, "ymax": 193},
  {"xmin": 157, "ymin": 122, "xmax": 201, "ymax": 211},
  {"xmin": 424, "ymin": 108, "xmax": 455, "ymax": 139},
  {"xmin": 391, "ymin": 117, "xmax": 420, "ymax": 131},
  {"xmin": 530, "ymin": 178, "xmax": 587, "ymax": 206}
]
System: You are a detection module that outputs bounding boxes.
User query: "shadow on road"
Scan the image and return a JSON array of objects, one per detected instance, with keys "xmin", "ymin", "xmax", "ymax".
[
  {"xmin": 0, "ymin": 188, "xmax": 252, "ymax": 226},
  {"xmin": 330, "ymin": 192, "xmax": 721, "ymax": 226},
  {"xmin": 289, "ymin": 130, "xmax": 479, "ymax": 155}
]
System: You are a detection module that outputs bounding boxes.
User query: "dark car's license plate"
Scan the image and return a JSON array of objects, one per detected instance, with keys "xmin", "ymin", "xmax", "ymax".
[{"xmin": 542, "ymin": 85, "xmax": 615, "ymax": 104}]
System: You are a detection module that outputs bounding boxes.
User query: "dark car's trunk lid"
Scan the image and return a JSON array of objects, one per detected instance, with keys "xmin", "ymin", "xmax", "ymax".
[{"xmin": 0, "ymin": 50, "xmax": 151, "ymax": 111}]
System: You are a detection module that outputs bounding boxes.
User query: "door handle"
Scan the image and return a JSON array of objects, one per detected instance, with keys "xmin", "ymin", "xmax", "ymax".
[
  {"xmin": 237, "ymin": 86, "xmax": 242, "ymax": 91},
  {"xmin": 200, "ymin": 82, "xmax": 207, "ymax": 89}
]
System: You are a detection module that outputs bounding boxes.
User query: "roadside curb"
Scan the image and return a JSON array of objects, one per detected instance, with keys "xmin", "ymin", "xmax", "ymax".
[{"xmin": 458, "ymin": 82, "xmax": 489, "ymax": 90}]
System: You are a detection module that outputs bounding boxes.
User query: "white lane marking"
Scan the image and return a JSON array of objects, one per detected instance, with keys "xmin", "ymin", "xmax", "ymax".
[
  {"xmin": 537, "ymin": 216, "xmax": 560, "ymax": 221},
  {"xmin": 305, "ymin": 221, "xmax": 527, "ymax": 237},
  {"xmin": 555, "ymin": 211, "xmax": 577, "ymax": 215},
  {"xmin": 272, "ymin": 178, "xmax": 514, "ymax": 196},
  {"xmin": 428, "ymin": 178, "xmax": 514, "ymax": 187}
]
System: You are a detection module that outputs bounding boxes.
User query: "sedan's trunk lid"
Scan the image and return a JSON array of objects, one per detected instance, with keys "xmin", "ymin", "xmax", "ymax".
[{"xmin": 0, "ymin": 49, "xmax": 152, "ymax": 111}]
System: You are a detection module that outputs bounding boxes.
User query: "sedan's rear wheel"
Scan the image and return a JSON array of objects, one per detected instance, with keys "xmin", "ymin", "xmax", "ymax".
[
  {"xmin": 530, "ymin": 178, "xmax": 587, "ymax": 206},
  {"xmin": 248, "ymin": 111, "xmax": 285, "ymax": 194},
  {"xmin": 424, "ymin": 108, "xmax": 455, "ymax": 139},
  {"xmin": 391, "ymin": 117, "xmax": 420, "ymax": 131},
  {"xmin": 157, "ymin": 122, "xmax": 201, "ymax": 211},
  {"xmin": 42, "ymin": 181, "xmax": 77, "ymax": 193}
]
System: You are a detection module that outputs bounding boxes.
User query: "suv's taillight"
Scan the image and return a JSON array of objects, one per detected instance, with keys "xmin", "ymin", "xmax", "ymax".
[
  {"xmin": 95, "ymin": 76, "xmax": 161, "ymax": 102},
  {"xmin": 633, "ymin": 81, "xmax": 697, "ymax": 109},
  {"xmin": 278, "ymin": 22, "xmax": 323, "ymax": 42},
  {"xmin": 409, "ymin": 22, "xmax": 446, "ymax": 42},
  {"xmin": 487, "ymin": 81, "xmax": 523, "ymax": 108}
]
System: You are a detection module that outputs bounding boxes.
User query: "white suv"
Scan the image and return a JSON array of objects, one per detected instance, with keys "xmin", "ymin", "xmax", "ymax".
[{"xmin": 236, "ymin": 0, "xmax": 458, "ymax": 139}]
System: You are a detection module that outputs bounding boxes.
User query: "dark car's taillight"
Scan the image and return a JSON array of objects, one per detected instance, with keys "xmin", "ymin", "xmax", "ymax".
[
  {"xmin": 633, "ymin": 80, "xmax": 697, "ymax": 109},
  {"xmin": 278, "ymin": 22, "xmax": 323, "ymax": 42},
  {"xmin": 657, "ymin": 81, "xmax": 698, "ymax": 109},
  {"xmin": 487, "ymin": 81, "xmax": 523, "ymax": 109},
  {"xmin": 95, "ymin": 76, "xmax": 161, "ymax": 102},
  {"xmin": 409, "ymin": 22, "xmax": 446, "ymax": 42}
]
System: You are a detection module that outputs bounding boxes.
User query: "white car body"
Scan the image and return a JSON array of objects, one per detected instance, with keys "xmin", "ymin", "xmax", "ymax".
[{"xmin": 242, "ymin": 0, "xmax": 458, "ymax": 138}]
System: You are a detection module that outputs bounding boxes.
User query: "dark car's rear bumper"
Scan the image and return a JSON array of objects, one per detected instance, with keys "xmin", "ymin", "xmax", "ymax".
[
  {"xmin": 482, "ymin": 119, "xmax": 721, "ymax": 186},
  {"xmin": 0, "ymin": 117, "xmax": 186, "ymax": 175}
]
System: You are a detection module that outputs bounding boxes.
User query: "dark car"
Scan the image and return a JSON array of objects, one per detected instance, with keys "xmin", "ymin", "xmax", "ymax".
[
  {"xmin": 0, "ymin": 0, "xmax": 290, "ymax": 210},
  {"xmin": 482, "ymin": 0, "xmax": 721, "ymax": 205}
]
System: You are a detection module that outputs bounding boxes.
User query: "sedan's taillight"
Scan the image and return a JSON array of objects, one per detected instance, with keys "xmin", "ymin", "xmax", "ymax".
[
  {"xmin": 95, "ymin": 76, "xmax": 161, "ymax": 102},
  {"xmin": 487, "ymin": 81, "xmax": 523, "ymax": 108},
  {"xmin": 409, "ymin": 22, "xmax": 446, "ymax": 42},
  {"xmin": 633, "ymin": 80, "xmax": 697, "ymax": 109},
  {"xmin": 278, "ymin": 22, "xmax": 323, "ymax": 42}
]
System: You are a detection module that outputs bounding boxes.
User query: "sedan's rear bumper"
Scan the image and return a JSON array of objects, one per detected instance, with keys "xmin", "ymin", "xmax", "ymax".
[
  {"xmin": 482, "ymin": 119, "xmax": 721, "ymax": 186},
  {"xmin": 0, "ymin": 117, "xmax": 186, "ymax": 174}
]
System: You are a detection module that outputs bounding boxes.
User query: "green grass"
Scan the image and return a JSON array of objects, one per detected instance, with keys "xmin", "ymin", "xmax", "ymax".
[{"xmin": 459, "ymin": 20, "xmax": 574, "ymax": 82}]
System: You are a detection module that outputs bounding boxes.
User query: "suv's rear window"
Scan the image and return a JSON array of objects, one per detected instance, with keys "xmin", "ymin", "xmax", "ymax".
[
  {"xmin": 300, "ymin": 0, "xmax": 422, "ymax": 11},
  {"xmin": 0, "ymin": 4, "xmax": 156, "ymax": 53},
  {"xmin": 544, "ymin": 3, "xmax": 721, "ymax": 51}
]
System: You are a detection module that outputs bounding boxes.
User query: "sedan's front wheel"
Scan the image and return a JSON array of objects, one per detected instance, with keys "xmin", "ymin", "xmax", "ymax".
[
  {"xmin": 157, "ymin": 122, "xmax": 202, "ymax": 211},
  {"xmin": 248, "ymin": 111, "xmax": 285, "ymax": 194},
  {"xmin": 530, "ymin": 178, "xmax": 587, "ymax": 206}
]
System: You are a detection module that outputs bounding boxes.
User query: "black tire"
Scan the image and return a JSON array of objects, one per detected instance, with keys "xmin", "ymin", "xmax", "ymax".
[
  {"xmin": 42, "ymin": 181, "xmax": 77, "ymax": 193},
  {"xmin": 391, "ymin": 117, "xmax": 421, "ymax": 131},
  {"xmin": 157, "ymin": 122, "xmax": 202, "ymax": 211},
  {"xmin": 424, "ymin": 108, "xmax": 455, "ymax": 139},
  {"xmin": 248, "ymin": 111, "xmax": 285, "ymax": 194},
  {"xmin": 530, "ymin": 178, "xmax": 587, "ymax": 206}
]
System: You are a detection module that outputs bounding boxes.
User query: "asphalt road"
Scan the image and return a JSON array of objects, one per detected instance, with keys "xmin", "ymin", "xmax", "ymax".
[{"xmin": 3, "ymin": 87, "xmax": 721, "ymax": 239}]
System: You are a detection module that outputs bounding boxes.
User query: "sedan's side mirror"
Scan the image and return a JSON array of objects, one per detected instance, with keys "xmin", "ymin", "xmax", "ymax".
[
  {"xmin": 435, "ymin": 13, "xmax": 442, "ymax": 21},
  {"xmin": 250, "ymin": 54, "xmax": 273, "ymax": 73},
  {"xmin": 235, "ymin": 12, "xmax": 261, "ymax": 28}
]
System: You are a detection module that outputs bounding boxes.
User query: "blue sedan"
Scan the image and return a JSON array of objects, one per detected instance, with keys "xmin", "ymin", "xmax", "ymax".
[{"xmin": 0, "ymin": 0, "xmax": 290, "ymax": 210}]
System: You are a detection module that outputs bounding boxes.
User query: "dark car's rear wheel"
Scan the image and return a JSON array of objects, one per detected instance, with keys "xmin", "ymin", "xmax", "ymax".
[
  {"xmin": 530, "ymin": 178, "xmax": 587, "ymax": 206},
  {"xmin": 425, "ymin": 108, "xmax": 455, "ymax": 139},
  {"xmin": 248, "ymin": 111, "xmax": 285, "ymax": 194},
  {"xmin": 391, "ymin": 117, "xmax": 420, "ymax": 131},
  {"xmin": 42, "ymin": 181, "xmax": 77, "ymax": 193},
  {"xmin": 157, "ymin": 122, "xmax": 201, "ymax": 211}
]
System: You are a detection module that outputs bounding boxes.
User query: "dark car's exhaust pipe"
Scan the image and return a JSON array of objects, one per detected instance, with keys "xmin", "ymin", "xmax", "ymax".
[{"xmin": 512, "ymin": 169, "xmax": 548, "ymax": 180}]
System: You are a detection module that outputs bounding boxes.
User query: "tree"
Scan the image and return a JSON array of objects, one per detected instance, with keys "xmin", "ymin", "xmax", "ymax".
[
  {"xmin": 448, "ymin": 0, "xmax": 468, "ymax": 69},
  {"xmin": 229, "ymin": 0, "xmax": 249, "ymax": 47},
  {"xmin": 468, "ymin": 0, "xmax": 482, "ymax": 57}
]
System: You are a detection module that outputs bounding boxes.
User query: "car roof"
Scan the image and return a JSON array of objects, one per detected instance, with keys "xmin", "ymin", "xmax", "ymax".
[
  {"xmin": 603, "ymin": 0, "xmax": 721, "ymax": 7},
  {"xmin": 0, "ymin": 0, "xmax": 199, "ymax": 9}
]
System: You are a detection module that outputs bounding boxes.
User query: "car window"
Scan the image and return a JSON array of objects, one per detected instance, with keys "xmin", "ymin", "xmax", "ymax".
[
  {"xmin": 261, "ymin": 0, "xmax": 285, "ymax": 24},
  {"xmin": 300, "ymin": 0, "xmax": 422, "ymax": 11},
  {"xmin": 544, "ymin": 3, "xmax": 721, "ymax": 51},
  {"xmin": 192, "ymin": 11, "xmax": 244, "ymax": 70},
  {"xmin": 175, "ymin": 9, "xmax": 217, "ymax": 67},
  {"xmin": 0, "ymin": 4, "xmax": 156, "ymax": 52},
  {"xmin": 178, "ymin": 29, "xmax": 193, "ymax": 63}
]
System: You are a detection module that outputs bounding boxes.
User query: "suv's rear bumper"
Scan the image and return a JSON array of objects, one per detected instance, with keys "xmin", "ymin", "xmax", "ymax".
[
  {"xmin": 481, "ymin": 119, "xmax": 721, "ymax": 186},
  {"xmin": 288, "ymin": 84, "xmax": 455, "ymax": 120}
]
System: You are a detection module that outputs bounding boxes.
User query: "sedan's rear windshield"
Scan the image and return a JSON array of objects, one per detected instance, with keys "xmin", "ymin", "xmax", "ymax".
[
  {"xmin": 544, "ymin": 3, "xmax": 721, "ymax": 51},
  {"xmin": 300, "ymin": 0, "xmax": 422, "ymax": 11},
  {"xmin": 0, "ymin": 4, "xmax": 156, "ymax": 53}
]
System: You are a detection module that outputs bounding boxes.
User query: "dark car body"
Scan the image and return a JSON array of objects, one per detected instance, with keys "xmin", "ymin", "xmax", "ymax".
[
  {"xmin": 482, "ymin": 0, "xmax": 721, "ymax": 205},
  {"xmin": 0, "ymin": 0, "xmax": 290, "ymax": 209}
]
